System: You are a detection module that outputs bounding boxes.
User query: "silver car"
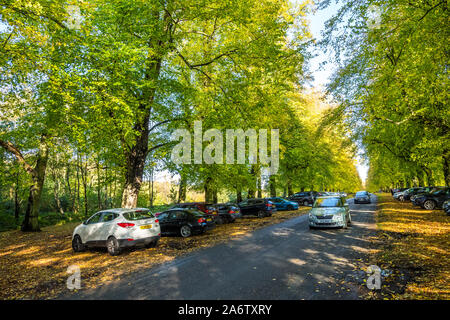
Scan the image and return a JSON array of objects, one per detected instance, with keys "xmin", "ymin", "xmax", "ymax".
[
  {"xmin": 309, "ymin": 196, "xmax": 351, "ymax": 229},
  {"xmin": 72, "ymin": 208, "xmax": 161, "ymax": 256}
]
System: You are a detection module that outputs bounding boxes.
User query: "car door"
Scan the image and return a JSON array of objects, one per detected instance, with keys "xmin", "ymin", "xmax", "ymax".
[
  {"xmin": 157, "ymin": 212, "xmax": 171, "ymax": 235},
  {"xmin": 169, "ymin": 211, "xmax": 187, "ymax": 232},
  {"xmin": 271, "ymin": 198, "xmax": 283, "ymax": 209},
  {"xmin": 98, "ymin": 212, "xmax": 118, "ymax": 244},
  {"xmin": 437, "ymin": 189, "xmax": 450, "ymax": 207},
  {"xmin": 239, "ymin": 200, "xmax": 249, "ymax": 215},
  {"xmin": 82, "ymin": 212, "xmax": 103, "ymax": 245}
]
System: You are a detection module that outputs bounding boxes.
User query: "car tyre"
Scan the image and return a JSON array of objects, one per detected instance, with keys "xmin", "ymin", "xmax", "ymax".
[
  {"xmin": 72, "ymin": 235, "xmax": 85, "ymax": 252},
  {"xmin": 342, "ymin": 218, "xmax": 348, "ymax": 229},
  {"xmin": 146, "ymin": 240, "xmax": 159, "ymax": 248},
  {"xmin": 423, "ymin": 200, "xmax": 436, "ymax": 210},
  {"xmin": 180, "ymin": 225, "xmax": 192, "ymax": 238},
  {"xmin": 303, "ymin": 200, "xmax": 309, "ymax": 207},
  {"xmin": 106, "ymin": 236, "xmax": 121, "ymax": 256},
  {"xmin": 215, "ymin": 216, "xmax": 224, "ymax": 225},
  {"xmin": 287, "ymin": 205, "xmax": 294, "ymax": 211},
  {"xmin": 257, "ymin": 211, "xmax": 265, "ymax": 218}
]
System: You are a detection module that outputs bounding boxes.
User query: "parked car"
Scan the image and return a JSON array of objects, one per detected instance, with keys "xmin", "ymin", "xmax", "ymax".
[
  {"xmin": 238, "ymin": 198, "xmax": 276, "ymax": 217},
  {"xmin": 288, "ymin": 191, "xmax": 317, "ymax": 206},
  {"xmin": 157, "ymin": 208, "xmax": 215, "ymax": 237},
  {"xmin": 354, "ymin": 191, "xmax": 371, "ymax": 204},
  {"xmin": 411, "ymin": 188, "xmax": 450, "ymax": 210},
  {"xmin": 411, "ymin": 187, "xmax": 446, "ymax": 204},
  {"xmin": 212, "ymin": 203, "xmax": 242, "ymax": 224},
  {"xmin": 72, "ymin": 208, "xmax": 160, "ymax": 256},
  {"xmin": 309, "ymin": 196, "xmax": 351, "ymax": 229},
  {"xmin": 443, "ymin": 200, "xmax": 450, "ymax": 216},
  {"xmin": 171, "ymin": 202, "xmax": 219, "ymax": 221},
  {"xmin": 266, "ymin": 197, "xmax": 299, "ymax": 211},
  {"xmin": 398, "ymin": 187, "xmax": 434, "ymax": 201}
]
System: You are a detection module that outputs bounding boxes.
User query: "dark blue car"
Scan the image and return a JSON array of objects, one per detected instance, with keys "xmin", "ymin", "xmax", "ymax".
[{"xmin": 266, "ymin": 197, "xmax": 299, "ymax": 211}]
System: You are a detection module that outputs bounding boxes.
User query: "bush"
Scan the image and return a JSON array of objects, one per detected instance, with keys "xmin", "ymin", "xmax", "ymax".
[{"xmin": 0, "ymin": 213, "xmax": 18, "ymax": 232}]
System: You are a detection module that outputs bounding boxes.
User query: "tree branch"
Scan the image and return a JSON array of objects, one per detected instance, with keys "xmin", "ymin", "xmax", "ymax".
[{"xmin": 0, "ymin": 140, "xmax": 35, "ymax": 176}]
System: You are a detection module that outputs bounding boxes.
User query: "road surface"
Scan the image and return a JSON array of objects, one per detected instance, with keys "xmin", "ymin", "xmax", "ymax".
[{"xmin": 65, "ymin": 195, "xmax": 377, "ymax": 300}]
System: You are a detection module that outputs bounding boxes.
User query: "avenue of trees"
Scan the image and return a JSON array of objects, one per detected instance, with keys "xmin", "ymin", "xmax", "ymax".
[
  {"xmin": 320, "ymin": 0, "xmax": 449, "ymax": 192},
  {"xmin": 0, "ymin": 0, "xmax": 362, "ymax": 232}
]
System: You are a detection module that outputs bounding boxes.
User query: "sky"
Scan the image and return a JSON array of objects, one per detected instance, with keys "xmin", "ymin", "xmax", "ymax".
[{"xmin": 305, "ymin": 2, "xmax": 369, "ymax": 185}]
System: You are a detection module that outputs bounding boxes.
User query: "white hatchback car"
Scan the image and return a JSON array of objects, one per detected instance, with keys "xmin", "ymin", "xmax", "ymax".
[{"xmin": 72, "ymin": 208, "xmax": 160, "ymax": 256}]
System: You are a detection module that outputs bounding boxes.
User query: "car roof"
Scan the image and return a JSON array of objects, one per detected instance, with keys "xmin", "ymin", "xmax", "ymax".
[{"xmin": 97, "ymin": 208, "xmax": 150, "ymax": 214}]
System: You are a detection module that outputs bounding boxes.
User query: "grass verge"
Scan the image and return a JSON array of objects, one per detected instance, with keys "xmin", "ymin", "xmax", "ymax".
[
  {"xmin": 367, "ymin": 193, "xmax": 449, "ymax": 299},
  {"xmin": 0, "ymin": 207, "xmax": 309, "ymax": 299}
]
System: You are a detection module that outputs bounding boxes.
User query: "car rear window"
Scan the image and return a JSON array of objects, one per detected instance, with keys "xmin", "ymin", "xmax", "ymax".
[
  {"xmin": 356, "ymin": 192, "xmax": 367, "ymax": 196},
  {"xmin": 186, "ymin": 209, "xmax": 205, "ymax": 217},
  {"xmin": 123, "ymin": 210, "xmax": 154, "ymax": 220}
]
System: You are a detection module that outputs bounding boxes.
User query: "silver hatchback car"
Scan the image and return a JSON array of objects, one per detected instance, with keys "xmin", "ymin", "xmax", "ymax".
[{"xmin": 309, "ymin": 196, "xmax": 351, "ymax": 229}]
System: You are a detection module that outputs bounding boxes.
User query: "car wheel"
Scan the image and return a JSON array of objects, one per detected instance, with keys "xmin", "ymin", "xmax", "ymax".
[
  {"xmin": 287, "ymin": 205, "xmax": 294, "ymax": 211},
  {"xmin": 72, "ymin": 235, "xmax": 85, "ymax": 252},
  {"xmin": 257, "ymin": 211, "xmax": 265, "ymax": 218},
  {"xmin": 180, "ymin": 225, "xmax": 192, "ymax": 238},
  {"xmin": 146, "ymin": 240, "xmax": 159, "ymax": 248},
  {"xmin": 106, "ymin": 236, "xmax": 121, "ymax": 256},
  {"xmin": 423, "ymin": 200, "xmax": 436, "ymax": 210},
  {"xmin": 348, "ymin": 214, "xmax": 352, "ymax": 225},
  {"xmin": 342, "ymin": 218, "xmax": 348, "ymax": 229},
  {"xmin": 216, "ymin": 216, "xmax": 225, "ymax": 225},
  {"xmin": 303, "ymin": 200, "xmax": 309, "ymax": 207},
  {"xmin": 399, "ymin": 195, "xmax": 404, "ymax": 202}
]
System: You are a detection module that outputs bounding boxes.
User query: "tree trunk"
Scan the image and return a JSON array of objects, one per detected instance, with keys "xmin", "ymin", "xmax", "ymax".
[
  {"xmin": 287, "ymin": 179, "xmax": 293, "ymax": 196},
  {"xmin": 204, "ymin": 176, "xmax": 213, "ymax": 203},
  {"xmin": 21, "ymin": 135, "xmax": 49, "ymax": 232},
  {"xmin": 422, "ymin": 167, "xmax": 434, "ymax": 186},
  {"xmin": 269, "ymin": 175, "xmax": 276, "ymax": 197},
  {"xmin": 443, "ymin": 150, "xmax": 450, "ymax": 187},
  {"xmin": 52, "ymin": 170, "xmax": 64, "ymax": 215},
  {"xmin": 236, "ymin": 186, "xmax": 242, "ymax": 203},
  {"xmin": 97, "ymin": 156, "xmax": 102, "ymax": 209},
  {"xmin": 257, "ymin": 176, "xmax": 262, "ymax": 198},
  {"xmin": 14, "ymin": 171, "xmax": 20, "ymax": 222},
  {"xmin": 178, "ymin": 176, "xmax": 186, "ymax": 203}
]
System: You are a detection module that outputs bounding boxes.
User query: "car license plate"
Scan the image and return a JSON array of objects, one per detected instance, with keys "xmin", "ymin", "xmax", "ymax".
[{"xmin": 140, "ymin": 224, "xmax": 152, "ymax": 229}]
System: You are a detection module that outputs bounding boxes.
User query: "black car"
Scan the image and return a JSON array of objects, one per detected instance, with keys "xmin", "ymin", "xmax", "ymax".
[
  {"xmin": 397, "ymin": 187, "xmax": 433, "ymax": 202},
  {"xmin": 288, "ymin": 191, "xmax": 317, "ymax": 206},
  {"xmin": 412, "ymin": 188, "xmax": 450, "ymax": 210},
  {"xmin": 212, "ymin": 203, "xmax": 241, "ymax": 224},
  {"xmin": 391, "ymin": 188, "xmax": 408, "ymax": 195},
  {"xmin": 354, "ymin": 191, "xmax": 371, "ymax": 204},
  {"xmin": 411, "ymin": 187, "xmax": 446, "ymax": 205},
  {"xmin": 157, "ymin": 209, "xmax": 215, "ymax": 237},
  {"xmin": 443, "ymin": 200, "xmax": 450, "ymax": 216},
  {"xmin": 170, "ymin": 202, "xmax": 219, "ymax": 221},
  {"xmin": 238, "ymin": 199, "xmax": 276, "ymax": 218}
]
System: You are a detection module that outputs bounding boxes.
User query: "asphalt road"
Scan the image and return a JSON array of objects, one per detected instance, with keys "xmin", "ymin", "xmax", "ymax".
[{"xmin": 66, "ymin": 195, "xmax": 377, "ymax": 300}]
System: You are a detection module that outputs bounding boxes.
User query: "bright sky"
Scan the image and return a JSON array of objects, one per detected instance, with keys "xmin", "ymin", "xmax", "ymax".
[{"xmin": 306, "ymin": 2, "xmax": 369, "ymax": 186}]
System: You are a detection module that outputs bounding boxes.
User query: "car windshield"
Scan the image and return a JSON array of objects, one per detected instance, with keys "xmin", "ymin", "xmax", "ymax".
[
  {"xmin": 314, "ymin": 198, "xmax": 342, "ymax": 208},
  {"xmin": 123, "ymin": 210, "xmax": 154, "ymax": 220}
]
